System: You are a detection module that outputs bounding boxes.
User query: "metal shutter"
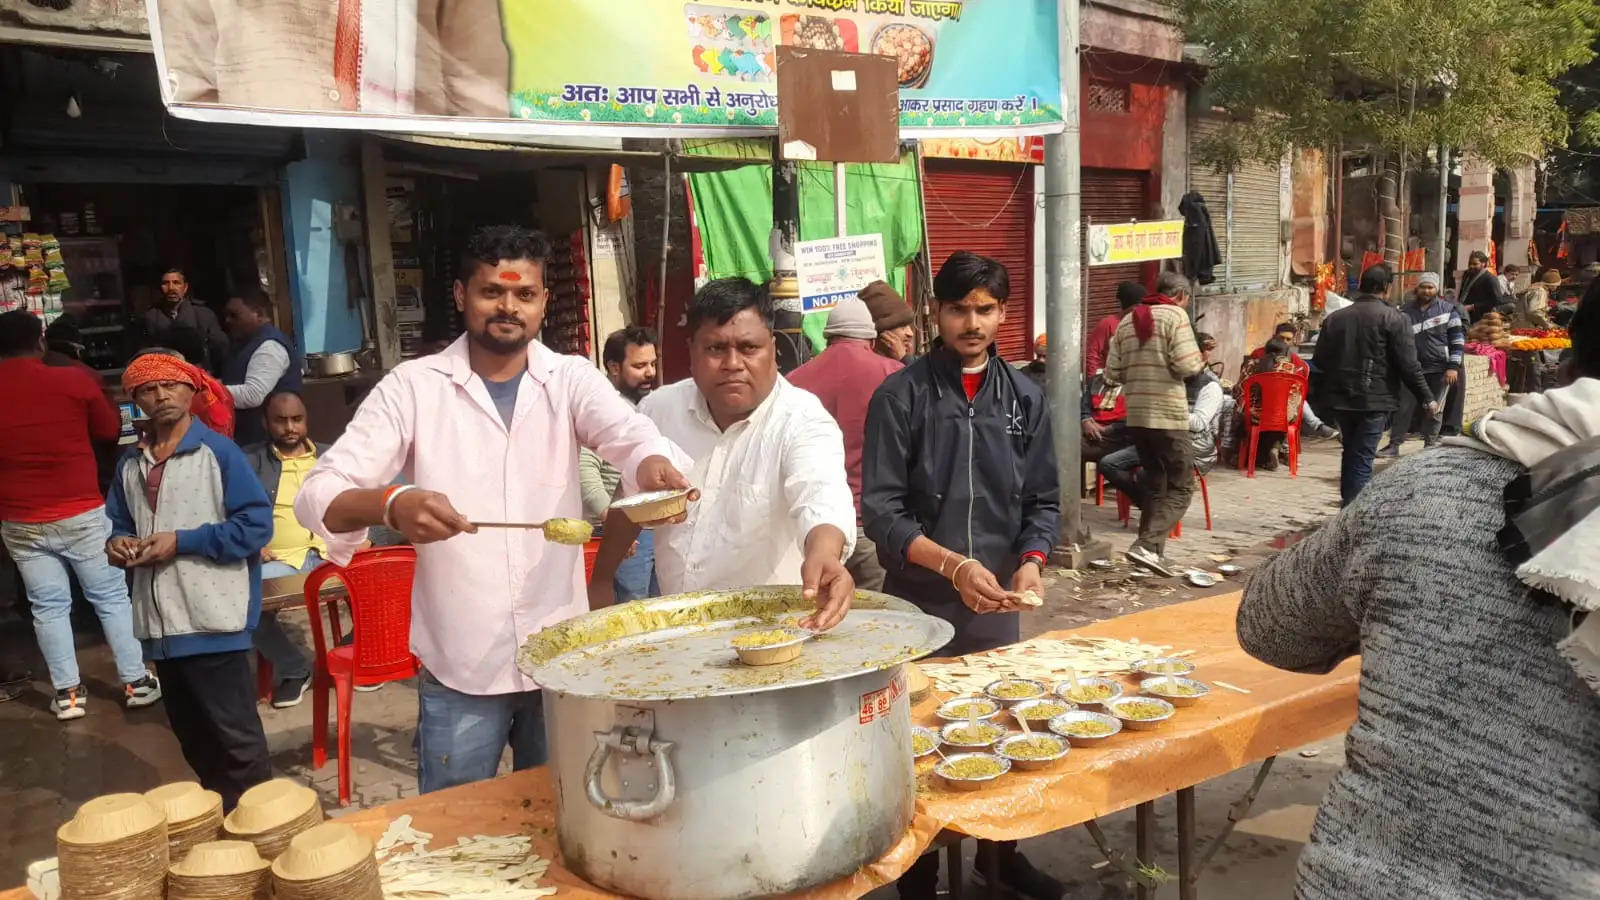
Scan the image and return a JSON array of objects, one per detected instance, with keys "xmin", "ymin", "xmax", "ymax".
[
  {"xmin": 923, "ymin": 160, "xmax": 1035, "ymax": 362},
  {"xmin": 1189, "ymin": 117, "xmax": 1283, "ymax": 292},
  {"xmin": 1082, "ymin": 169, "xmax": 1149, "ymax": 341}
]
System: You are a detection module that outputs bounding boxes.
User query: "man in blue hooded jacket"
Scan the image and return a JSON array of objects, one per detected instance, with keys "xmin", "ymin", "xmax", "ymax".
[{"xmin": 107, "ymin": 353, "xmax": 274, "ymax": 810}]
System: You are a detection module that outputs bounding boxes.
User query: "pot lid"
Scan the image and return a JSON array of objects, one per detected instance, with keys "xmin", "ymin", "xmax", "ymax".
[{"xmin": 517, "ymin": 586, "xmax": 954, "ymax": 701}]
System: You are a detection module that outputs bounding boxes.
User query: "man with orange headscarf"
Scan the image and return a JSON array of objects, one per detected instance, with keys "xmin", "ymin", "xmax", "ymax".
[{"xmin": 106, "ymin": 352, "xmax": 273, "ymax": 809}]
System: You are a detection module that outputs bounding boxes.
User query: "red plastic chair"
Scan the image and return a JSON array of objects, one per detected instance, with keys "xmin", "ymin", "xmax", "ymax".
[
  {"xmin": 1236, "ymin": 372, "xmax": 1307, "ymax": 478},
  {"xmin": 1107, "ymin": 466, "xmax": 1211, "ymax": 535},
  {"xmin": 583, "ymin": 538, "xmax": 601, "ymax": 582},
  {"xmin": 303, "ymin": 546, "xmax": 419, "ymax": 806}
]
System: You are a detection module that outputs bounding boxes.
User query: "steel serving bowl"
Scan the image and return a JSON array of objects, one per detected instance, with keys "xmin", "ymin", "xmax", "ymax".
[
  {"xmin": 1055, "ymin": 676, "xmax": 1124, "ymax": 708},
  {"xmin": 935, "ymin": 697, "xmax": 1003, "ymax": 723},
  {"xmin": 1046, "ymin": 710, "xmax": 1124, "ymax": 747},
  {"xmin": 934, "ymin": 753, "xmax": 1009, "ymax": 792},
  {"xmin": 983, "ymin": 678, "xmax": 1049, "ymax": 706},
  {"xmin": 1139, "ymin": 676, "xmax": 1210, "ymax": 708},
  {"xmin": 993, "ymin": 733, "xmax": 1070, "ymax": 771},
  {"xmin": 1104, "ymin": 696, "xmax": 1177, "ymax": 731}
]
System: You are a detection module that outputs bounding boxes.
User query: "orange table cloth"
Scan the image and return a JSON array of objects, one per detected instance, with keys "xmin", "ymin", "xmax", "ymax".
[{"xmin": 3, "ymin": 592, "xmax": 1357, "ymax": 900}]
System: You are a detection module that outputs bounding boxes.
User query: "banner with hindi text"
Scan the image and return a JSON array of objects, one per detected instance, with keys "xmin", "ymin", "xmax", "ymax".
[{"xmin": 147, "ymin": 0, "xmax": 1063, "ymax": 137}]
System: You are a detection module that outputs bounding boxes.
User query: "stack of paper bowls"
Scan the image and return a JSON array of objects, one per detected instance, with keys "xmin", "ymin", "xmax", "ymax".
[
  {"xmin": 167, "ymin": 840, "xmax": 272, "ymax": 899},
  {"xmin": 145, "ymin": 781, "xmax": 223, "ymax": 862},
  {"xmin": 270, "ymin": 822, "xmax": 382, "ymax": 900},
  {"xmin": 56, "ymin": 793, "xmax": 168, "ymax": 899},
  {"xmin": 221, "ymin": 779, "xmax": 323, "ymax": 860}
]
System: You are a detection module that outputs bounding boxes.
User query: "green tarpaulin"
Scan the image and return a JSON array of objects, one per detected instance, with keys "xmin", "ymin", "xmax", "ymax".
[{"xmin": 687, "ymin": 154, "xmax": 923, "ymax": 351}]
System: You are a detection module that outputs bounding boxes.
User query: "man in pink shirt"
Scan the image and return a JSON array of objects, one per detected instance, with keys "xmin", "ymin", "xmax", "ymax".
[
  {"xmin": 295, "ymin": 226, "xmax": 690, "ymax": 793},
  {"xmin": 788, "ymin": 296, "xmax": 902, "ymax": 590}
]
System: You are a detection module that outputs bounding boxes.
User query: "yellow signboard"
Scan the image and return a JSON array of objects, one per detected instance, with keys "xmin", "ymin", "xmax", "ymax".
[{"xmin": 1086, "ymin": 219, "xmax": 1184, "ymax": 267}]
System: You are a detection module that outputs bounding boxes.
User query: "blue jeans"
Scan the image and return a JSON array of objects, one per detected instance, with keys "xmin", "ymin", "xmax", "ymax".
[
  {"xmin": 1334, "ymin": 410, "xmax": 1389, "ymax": 507},
  {"xmin": 416, "ymin": 669, "xmax": 546, "ymax": 793},
  {"xmin": 1, "ymin": 507, "xmax": 148, "ymax": 689},
  {"xmin": 254, "ymin": 550, "xmax": 322, "ymax": 684},
  {"xmin": 614, "ymin": 529, "xmax": 658, "ymax": 604}
]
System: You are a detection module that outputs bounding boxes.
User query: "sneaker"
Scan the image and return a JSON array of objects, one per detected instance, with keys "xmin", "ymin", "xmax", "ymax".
[
  {"xmin": 1125, "ymin": 544, "xmax": 1177, "ymax": 578},
  {"xmin": 973, "ymin": 848, "xmax": 1068, "ymax": 900},
  {"xmin": 124, "ymin": 674, "xmax": 162, "ymax": 709},
  {"xmin": 1312, "ymin": 424, "xmax": 1340, "ymax": 441},
  {"xmin": 1376, "ymin": 443, "xmax": 1400, "ymax": 459},
  {"xmin": 53, "ymin": 686, "xmax": 87, "ymax": 721},
  {"xmin": 354, "ymin": 682, "xmax": 383, "ymax": 693},
  {"xmin": 270, "ymin": 677, "xmax": 310, "ymax": 709}
]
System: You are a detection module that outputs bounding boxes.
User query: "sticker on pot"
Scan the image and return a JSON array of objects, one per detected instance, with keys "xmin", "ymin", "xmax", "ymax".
[{"xmin": 859, "ymin": 672, "xmax": 907, "ymax": 725}]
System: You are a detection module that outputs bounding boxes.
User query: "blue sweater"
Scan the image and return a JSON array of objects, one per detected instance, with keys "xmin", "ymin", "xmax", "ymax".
[{"xmin": 106, "ymin": 419, "xmax": 272, "ymax": 660}]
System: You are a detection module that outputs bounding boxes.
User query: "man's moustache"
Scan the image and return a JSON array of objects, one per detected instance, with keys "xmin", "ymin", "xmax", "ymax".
[{"xmin": 489, "ymin": 317, "xmax": 523, "ymax": 327}]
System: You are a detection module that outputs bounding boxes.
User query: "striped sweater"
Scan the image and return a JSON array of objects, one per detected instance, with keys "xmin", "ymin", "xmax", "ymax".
[
  {"xmin": 1103, "ymin": 304, "xmax": 1204, "ymax": 430},
  {"xmin": 1240, "ymin": 447, "xmax": 1600, "ymax": 900}
]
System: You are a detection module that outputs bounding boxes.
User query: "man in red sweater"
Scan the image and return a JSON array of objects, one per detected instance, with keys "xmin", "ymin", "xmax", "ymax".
[
  {"xmin": 788, "ymin": 295, "xmax": 903, "ymax": 590},
  {"xmin": 0, "ymin": 311, "xmax": 159, "ymax": 720},
  {"xmin": 1084, "ymin": 281, "xmax": 1147, "ymax": 374}
]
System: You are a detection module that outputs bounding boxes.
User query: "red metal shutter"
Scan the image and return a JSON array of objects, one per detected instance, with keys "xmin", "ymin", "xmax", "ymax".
[
  {"xmin": 1082, "ymin": 169, "xmax": 1150, "ymax": 342},
  {"xmin": 923, "ymin": 161, "xmax": 1035, "ymax": 362}
]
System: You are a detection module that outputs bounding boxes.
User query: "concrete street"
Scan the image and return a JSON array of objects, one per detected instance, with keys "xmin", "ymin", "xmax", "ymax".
[{"xmin": 0, "ymin": 438, "xmax": 1364, "ymax": 897}]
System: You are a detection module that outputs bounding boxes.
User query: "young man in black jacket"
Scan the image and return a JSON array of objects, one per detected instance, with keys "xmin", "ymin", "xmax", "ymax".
[
  {"xmin": 1311, "ymin": 266, "xmax": 1436, "ymax": 505},
  {"xmin": 863, "ymin": 251, "xmax": 1062, "ymax": 900}
]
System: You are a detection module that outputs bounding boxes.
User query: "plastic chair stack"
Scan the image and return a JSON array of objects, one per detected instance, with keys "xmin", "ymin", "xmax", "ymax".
[
  {"xmin": 302, "ymin": 547, "xmax": 419, "ymax": 807},
  {"xmin": 1235, "ymin": 371, "xmax": 1307, "ymax": 478}
]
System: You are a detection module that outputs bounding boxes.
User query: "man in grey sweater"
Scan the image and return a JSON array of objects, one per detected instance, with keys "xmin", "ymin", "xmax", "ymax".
[{"xmin": 1238, "ymin": 290, "xmax": 1600, "ymax": 899}]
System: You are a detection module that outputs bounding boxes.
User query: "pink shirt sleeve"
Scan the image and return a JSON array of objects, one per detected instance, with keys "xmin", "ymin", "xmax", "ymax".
[
  {"xmin": 294, "ymin": 370, "xmax": 415, "ymax": 565},
  {"xmin": 566, "ymin": 363, "xmax": 690, "ymax": 493}
]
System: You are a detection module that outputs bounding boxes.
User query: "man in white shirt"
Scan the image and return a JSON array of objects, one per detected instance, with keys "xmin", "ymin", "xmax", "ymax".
[
  {"xmin": 221, "ymin": 292, "xmax": 303, "ymax": 446},
  {"xmin": 588, "ymin": 278, "xmax": 856, "ymax": 631}
]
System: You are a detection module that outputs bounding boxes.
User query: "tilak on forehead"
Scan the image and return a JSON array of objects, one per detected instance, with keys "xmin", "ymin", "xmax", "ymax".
[{"xmin": 498, "ymin": 271, "xmax": 522, "ymax": 282}]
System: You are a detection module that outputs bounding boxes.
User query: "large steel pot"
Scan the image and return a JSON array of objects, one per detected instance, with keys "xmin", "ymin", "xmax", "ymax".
[
  {"xmin": 518, "ymin": 587, "xmax": 952, "ymax": 900},
  {"xmin": 304, "ymin": 350, "xmax": 357, "ymax": 378}
]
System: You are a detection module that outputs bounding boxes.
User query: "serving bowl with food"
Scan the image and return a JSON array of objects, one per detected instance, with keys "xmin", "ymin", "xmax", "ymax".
[
  {"xmin": 939, "ymin": 720, "xmax": 1008, "ymax": 750},
  {"xmin": 984, "ymin": 678, "xmax": 1049, "ymax": 706},
  {"xmin": 934, "ymin": 752, "xmax": 1009, "ymax": 792},
  {"xmin": 911, "ymin": 725, "xmax": 940, "ymax": 759},
  {"xmin": 1132, "ymin": 657, "xmax": 1196, "ymax": 678},
  {"xmin": 1009, "ymin": 698, "xmax": 1076, "ymax": 725},
  {"xmin": 1105, "ymin": 696, "xmax": 1176, "ymax": 731},
  {"xmin": 1056, "ymin": 676, "xmax": 1124, "ymax": 708},
  {"xmin": 935, "ymin": 696, "xmax": 1003, "ymax": 723},
  {"xmin": 1047, "ymin": 710, "xmax": 1123, "ymax": 746},
  {"xmin": 994, "ymin": 733, "xmax": 1070, "ymax": 771},
  {"xmin": 730, "ymin": 626, "xmax": 809, "ymax": 666},
  {"xmin": 609, "ymin": 488, "xmax": 693, "ymax": 525},
  {"xmin": 1139, "ymin": 676, "xmax": 1210, "ymax": 707}
]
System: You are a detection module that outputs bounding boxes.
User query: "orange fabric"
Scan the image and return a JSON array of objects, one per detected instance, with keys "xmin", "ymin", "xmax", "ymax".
[
  {"xmin": 121, "ymin": 354, "xmax": 199, "ymax": 395},
  {"xmin": 192, "ymin": 369, "xmax": 235, "ymax": 438},
  {"xmin": 299, "ymin": 593, "xmax": 1359, "ymax": 900}
]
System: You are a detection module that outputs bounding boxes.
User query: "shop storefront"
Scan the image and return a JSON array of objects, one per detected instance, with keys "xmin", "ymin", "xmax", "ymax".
[
  {"xmin": 921, "ymin": 158, "xmax": 1037, "ymax": 361},
  {"xmin": 0, "ymin": 45, "xmax": 297, "ymax": 379}
]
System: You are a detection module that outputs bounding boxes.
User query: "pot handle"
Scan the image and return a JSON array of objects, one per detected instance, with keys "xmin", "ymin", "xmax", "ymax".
[{"xmin": 584, "ymin": 726, "xmax": 677, "ymax": 822}]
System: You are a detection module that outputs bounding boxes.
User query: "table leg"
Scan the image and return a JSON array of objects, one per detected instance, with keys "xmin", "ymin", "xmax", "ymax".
[
  {"xmin": 978, "ymin": 841, "xmax": 1000, "ymax": 900},
  {"xmin": 946, "ymin": 838, "xmax": 964, "ymax": 900},
  {"xmin": 1177, "ymin": 787, "xmax": 1197, "ymax": 900},
  {"xmin": 1135, "ymin": 801, "xmax": 1155, "ymax": 900}
]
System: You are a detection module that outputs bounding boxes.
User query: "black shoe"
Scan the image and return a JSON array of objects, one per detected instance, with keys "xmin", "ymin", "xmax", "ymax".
[
  {"xmin": 974, "ymin": 849, "xmax": 1068, "ymax": 900},
  {"xmin": 270, "ymin": 677, "xmax": 310, "ymax": 709},
  {"xmin": 1377, "ymin": 444, "xmax": 1400, "ymax": 459}
]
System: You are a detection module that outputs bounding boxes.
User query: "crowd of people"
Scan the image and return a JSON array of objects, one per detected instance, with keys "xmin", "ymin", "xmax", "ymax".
[{"xmin": 2, "ymin": 220, "xmax": 1595, "ymax": 899}]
